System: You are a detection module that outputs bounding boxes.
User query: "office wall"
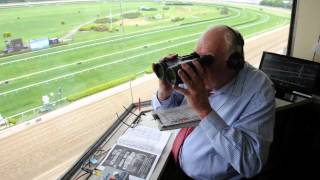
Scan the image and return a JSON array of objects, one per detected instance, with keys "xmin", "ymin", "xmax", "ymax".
[{"xmin": 291, "ymin": 0, "xmax": 320, "ymax": 62}]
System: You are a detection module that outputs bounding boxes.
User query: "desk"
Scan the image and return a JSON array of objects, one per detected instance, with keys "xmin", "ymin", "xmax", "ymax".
[
  {"xmin": 60, "ymin": 103, "xmax": 177, "ymax": 180},
  {"xmin": 61, "ymin": 98, "xmax": 312, "ymax": 180},
  {"xmin": 275, "ymin": 97, "xmax": 311, "ymax": 111},
  {"xmin": 261, "ymin": 98, "xmax": 320, "ymax": 179}
]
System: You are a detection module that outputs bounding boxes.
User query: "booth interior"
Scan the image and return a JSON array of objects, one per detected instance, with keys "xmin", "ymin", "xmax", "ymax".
[
  {"xmin": 252, "ymin": 52, "xmax": 320, "ymax": 179},
  {"xmin": 61, "ymin": 52, "xmax": 320, "ymax": 179}
]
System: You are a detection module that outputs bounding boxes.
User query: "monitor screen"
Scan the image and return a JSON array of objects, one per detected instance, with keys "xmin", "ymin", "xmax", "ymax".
[{"xmin": 259, "ymin": 52, "xmax": 320, "ymax": 95}]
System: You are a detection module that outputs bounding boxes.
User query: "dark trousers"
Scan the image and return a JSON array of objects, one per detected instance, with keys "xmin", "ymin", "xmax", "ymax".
[{"xmin": 159, "ymin": 154, "xmax": 193, "ymax": 180}]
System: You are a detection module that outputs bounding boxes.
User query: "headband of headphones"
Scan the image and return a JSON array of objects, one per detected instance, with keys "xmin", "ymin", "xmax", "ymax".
[
  {"xmin": 224, "ymin": 26, "xmax": 245, "ymax": 71},
  {"xmin": 224, "ymin": 26, "xmax": 244, "ymax": 55}
]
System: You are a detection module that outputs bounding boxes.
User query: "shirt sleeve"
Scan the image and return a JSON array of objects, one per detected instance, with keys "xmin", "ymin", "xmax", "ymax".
[
  {"xmin": 199, "ymin": 89, "xmax": 275, "ymax": 178},
  {"xmin": 151, "ymin": 90, "xmax": 185, "ymax": 110}
]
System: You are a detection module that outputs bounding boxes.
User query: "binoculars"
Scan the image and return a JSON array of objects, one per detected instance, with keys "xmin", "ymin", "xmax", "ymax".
[{"xmin": 153, "ymin": 52, "xmax": 214, "ymax": 85}]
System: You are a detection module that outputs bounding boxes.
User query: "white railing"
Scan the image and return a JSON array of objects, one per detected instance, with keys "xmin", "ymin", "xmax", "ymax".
[{"xmin": 0, "ymin": 98, "xmax": 66, "ymax": 131}]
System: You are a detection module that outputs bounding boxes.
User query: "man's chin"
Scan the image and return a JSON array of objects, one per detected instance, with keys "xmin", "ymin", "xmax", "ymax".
[
  {"xmin": 205, "ymin": 87, "xmax": 213, "ymax": 93},
  {"xmin": 205, "ymin": 83, "xmax": 215, "ymax": 92}
]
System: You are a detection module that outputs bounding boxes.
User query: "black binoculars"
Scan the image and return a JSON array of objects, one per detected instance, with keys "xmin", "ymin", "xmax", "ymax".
[{"xmin": 152, "ymin": 52, "xmax": 214, "ymax": 85}]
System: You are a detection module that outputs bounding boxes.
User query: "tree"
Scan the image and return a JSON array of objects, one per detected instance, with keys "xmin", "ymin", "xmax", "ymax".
[
  {"xmin": 0, "ymin": 0, "xmax": 9, "ymax": 3},
  {"xmin": 220, "ymin": 7, "xmax": 229, "ymax": 15},
  {"xmin": 3, "ymin": 32, "xmax": 11, "ymax": 39},
  {"xmin": 8, "ymin": 118, "xmax": 17, "ymax": 125},
  {"xmin": 260, "ymin": 0, "xmax": 285, "ymax": 8}
]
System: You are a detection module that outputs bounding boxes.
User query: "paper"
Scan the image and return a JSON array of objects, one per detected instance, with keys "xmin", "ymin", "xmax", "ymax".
[
  {"xmin": 100, "ymin": 144, "xmax": 158, "ymax": 180},
  {"xmin": 153, "ymin": 105, "xmax": 200, "ymax": 130},
  {"xmin": 117, "ymin": 125, "xmax": 171, "ymax": 155},
  {"xmin": 97, "ymin": 125, "xmax": 171, "ymax": 180}
]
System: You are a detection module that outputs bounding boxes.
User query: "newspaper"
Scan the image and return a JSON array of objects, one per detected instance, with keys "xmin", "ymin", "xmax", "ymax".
[
  {"xmin": 97, "ymin": 126, "xmax": 171, "ymax": 180},
  {"xmin": 153, "ymin": 104, "xmax": 201, "ymax": 130}
]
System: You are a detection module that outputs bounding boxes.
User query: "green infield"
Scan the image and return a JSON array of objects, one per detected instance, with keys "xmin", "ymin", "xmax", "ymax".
[
  {"xmin": 0, "ymin": 1, "xmax": 143, "ymax": 50},
  {"xmin": 0, "ymin": 1, "xmax": 290, "ymax": 124}
]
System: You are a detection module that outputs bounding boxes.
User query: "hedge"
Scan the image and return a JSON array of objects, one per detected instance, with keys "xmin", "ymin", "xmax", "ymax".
[
  {"xmin": 79, "ymin": 24, "xmax": 95, "ymax": 31},
  {"xmin": 95, "ymin": 17, "xmax": 119, "ymax": 24},
  {"xmin": 171, "ymin": 17, "xmax": 184, "ymax": 22},
  {"xmin": 144, "ymin": 67, "xmax": 153, "ymax": 74},
  {"xmin": 8, "ymin": 118, "xmax": 17, "ymax": 125},
  {"xmin": 67, "ymin": 75, "xmax": 137, "ymax": 102},
  {"xmin": 79, "ymin": 24, "xmax": 109, "ymax": 32},
  {"xmin": 163, "ymin": 6, "xmax": 170, "ymax": 10},
  {"xmin": 220, "ymin": 7, "xmax": 229, "ymax": 15},
  {"xmin": 94, "ymin": 24, "xmax": 109, "ymax": 32},
  {"xmin": 140, "ymin": 7, "xmax": 157, "ymax": 11},
  {"xmin": 122, "ymin": 12, "xmax": 142, "ymax": 19}
]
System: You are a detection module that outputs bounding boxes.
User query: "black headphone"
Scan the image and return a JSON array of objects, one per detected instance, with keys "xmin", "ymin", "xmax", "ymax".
[{"xmin": 224, "ymin": 26, "xmax": 245, "ymax": 71}]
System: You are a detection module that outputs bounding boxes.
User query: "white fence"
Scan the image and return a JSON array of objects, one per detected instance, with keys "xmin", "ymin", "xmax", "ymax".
[{"xmin": 0, "ymin": 98, "xmax": 66, "ymax": 131}]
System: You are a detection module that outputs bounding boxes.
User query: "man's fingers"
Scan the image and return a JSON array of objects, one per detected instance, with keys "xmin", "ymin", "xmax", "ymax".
[
  {"xmin": 178, "ymin": 69, "xmax": 192, "ymax": 87},
  {"xmin": 181, "ymin": 63, "xmax": 198, "ymax": 83},
  {"xmin": 168, "ymin": 54, "xmax": 178, "ymax": 59},
  {"xmin": 162, "ymin": 54, "xmax": 178, "ymax": 62},
  {"xmin": 152, "ymin": 63, "xmax": 156, "ymax": 72},
  {"xmin": 192, "ymin": 60, "xmax": 204, "ymax": 77},
  {"xmin": 173, "ymin": 85, "xmax": 188, "ymax": 96}
]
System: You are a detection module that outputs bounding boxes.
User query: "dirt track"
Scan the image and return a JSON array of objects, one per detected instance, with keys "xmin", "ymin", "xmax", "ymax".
[{"xmin": 0, "ymin": 26, "xmax": 289, "ymax": 180}]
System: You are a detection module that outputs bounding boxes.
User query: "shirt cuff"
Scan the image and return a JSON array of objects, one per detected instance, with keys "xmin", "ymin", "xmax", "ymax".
[
  {"xmin": 157, "ymin": 91, "xmax": 174, "ymax": 106},
  {"xmin": 151, "ymin": 91, "xmax": 173, "ymax": 110},
  {"xmin": 199, "ymin": 110, "xmax": 228, "ymax": 138}
]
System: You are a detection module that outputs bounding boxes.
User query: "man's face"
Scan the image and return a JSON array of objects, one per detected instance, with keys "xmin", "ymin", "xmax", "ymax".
[{"xmin": 195, "ymin": 28, "xmax": 231, "ymax": 91}]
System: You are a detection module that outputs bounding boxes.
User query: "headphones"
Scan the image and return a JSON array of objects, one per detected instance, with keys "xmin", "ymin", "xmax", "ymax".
[{"xmin": 224, "ymin": 26, "xmax": 245, "ymax": 71}]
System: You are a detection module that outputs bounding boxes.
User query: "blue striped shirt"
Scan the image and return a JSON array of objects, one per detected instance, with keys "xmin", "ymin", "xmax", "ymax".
[{"xmin": 152, "ymin": 63, "xmax": 275, "ymax": 179}]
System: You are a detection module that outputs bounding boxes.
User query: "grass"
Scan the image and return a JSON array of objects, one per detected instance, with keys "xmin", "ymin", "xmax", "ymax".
[
  {"xmin": 0, "ymin": 2, "xmax": 290, "ymax": 121},
  {"xmin": 0, "ymin": 2, "xmax": 155, "ymax": 50},
  {"xmin": 66, "ymin": 74, "xmax": 137, "ymax": 102}
]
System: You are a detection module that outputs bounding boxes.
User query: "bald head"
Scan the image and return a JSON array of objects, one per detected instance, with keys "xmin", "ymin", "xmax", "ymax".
[
  {"xmin": 195, "ymin": 25, "xmax": 243, "ymax": 91},
  {"xmin": 196, "ymin": 25, "xmax": 238, "ymax": 62}
]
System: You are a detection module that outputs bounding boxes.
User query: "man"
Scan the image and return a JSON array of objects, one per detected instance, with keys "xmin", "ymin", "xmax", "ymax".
[{"xmin": 152, "ymin": 25, "xmax": 275, "ymax": 179}]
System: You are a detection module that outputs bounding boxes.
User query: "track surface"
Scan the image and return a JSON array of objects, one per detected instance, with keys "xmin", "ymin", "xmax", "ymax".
[{"xmin": 0, "ymin": 26, "xmax": 288, "ymax": 180}]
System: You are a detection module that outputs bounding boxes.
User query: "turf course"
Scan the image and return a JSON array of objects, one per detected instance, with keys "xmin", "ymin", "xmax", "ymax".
[{"xmin": 0, "ymin": 1, "xmax": 290, "ymax": 123}]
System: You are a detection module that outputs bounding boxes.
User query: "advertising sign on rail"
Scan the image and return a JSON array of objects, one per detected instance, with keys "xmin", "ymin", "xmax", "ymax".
[{"xmin": 29, "ymin": 37, "xmax": 50, "ymax": 51}]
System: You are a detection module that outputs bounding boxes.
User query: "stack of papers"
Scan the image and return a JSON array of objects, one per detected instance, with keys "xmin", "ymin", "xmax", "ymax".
[
  {"xmin": 153, "ymin": 105, "xmax": 201, "ymax": 130},
  {"xmin": 97, "ymin": 126, "xmax": 171, "ymax": 180}
]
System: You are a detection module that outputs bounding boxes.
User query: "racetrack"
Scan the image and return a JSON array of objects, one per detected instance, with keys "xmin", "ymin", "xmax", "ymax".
[
  {"xmin": 0, "ymin": 25, "xmax": 289, "ymax": 180},
  {"xmin": 0, "ymin": 3, "xmax": 290, "ymax": 119}
]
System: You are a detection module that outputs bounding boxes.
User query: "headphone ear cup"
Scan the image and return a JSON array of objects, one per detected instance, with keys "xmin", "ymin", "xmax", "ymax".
[{"xmin": 227, "ymin": 53, "xmax": 244, "ymax": 71}]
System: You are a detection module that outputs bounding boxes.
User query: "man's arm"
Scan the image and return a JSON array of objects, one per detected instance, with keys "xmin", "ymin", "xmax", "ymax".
[
  {"xmin": 152, "ymin": 90, "xmax": 184, "ymax": 110},
  {"xmin": 199, "ymin": 90, "xmax": 275, "ymax": 178},
  {"xmin": 152, "ymin": 54, "xmax": 186, "ymax": 110}
]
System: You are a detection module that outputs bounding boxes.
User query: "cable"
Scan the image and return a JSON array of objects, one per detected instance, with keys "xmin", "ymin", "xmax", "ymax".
[
  {"xmin": 122, "ymin": 105, "xmax": 140, "ymax": 117},
  {"xmin": 81, "ymin": 167, "xmax": 94, "ymax": 174},
  {"xmin": 120, "ymin": 106, "xmax": 146, "ymax": 128},
  {"xmin": 74, "ymin": 172, "xmax": 89, "ymax": 180},
  {"xmin": 116, "ymin": 113, "xmax": 134, "ymax": 128}
]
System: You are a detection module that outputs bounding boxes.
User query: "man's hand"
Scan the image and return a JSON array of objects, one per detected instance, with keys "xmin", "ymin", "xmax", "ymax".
[
  {"xmin": 174, "ymin": 60, "xmax": 212, "ymax": 119},
  {"xmin": 153, "ymin": 54, "xmax": 177, "ymax": 101}
]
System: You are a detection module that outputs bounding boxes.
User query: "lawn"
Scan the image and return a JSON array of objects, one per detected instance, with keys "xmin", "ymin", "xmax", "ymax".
[{"xmin": 0, "ymin": 1, "xmax": 155, "ymax": 50}]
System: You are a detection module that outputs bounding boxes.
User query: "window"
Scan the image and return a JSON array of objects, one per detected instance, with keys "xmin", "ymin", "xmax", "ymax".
[{"xmin": 0, "ymin": 0, "xmax": 292, "ymax": 179}]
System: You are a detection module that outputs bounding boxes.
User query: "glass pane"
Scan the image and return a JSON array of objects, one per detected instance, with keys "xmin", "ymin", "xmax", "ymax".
[{"xmin": 0, "ymin": 0, "xmax": 292, "ymax": 179}]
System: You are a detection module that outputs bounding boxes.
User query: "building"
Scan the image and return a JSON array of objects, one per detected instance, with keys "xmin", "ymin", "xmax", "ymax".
[
  {"xmin": 29, "ymin": 37, "xmax": 50, "ymax": 51},
  {"xmin": 5, "ymin": 38, "xmax": 24, "ymax": 53}
]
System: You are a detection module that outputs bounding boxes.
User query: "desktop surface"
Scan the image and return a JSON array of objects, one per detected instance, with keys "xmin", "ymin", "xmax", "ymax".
[{"xmin": 62, "ymin": 97, "xmax": 316, "ymax": 180}]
